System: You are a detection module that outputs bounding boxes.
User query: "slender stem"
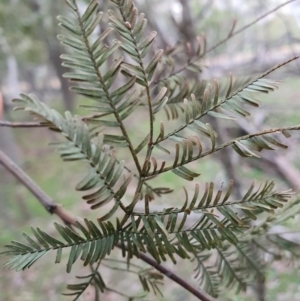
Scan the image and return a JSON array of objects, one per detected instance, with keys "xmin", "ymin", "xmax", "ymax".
[
  {"xmin": 0, "ymin": 121, "xmax": 159, "ymax": 198},
  {"xmin": 101, "ymin": 263, "xmax": 138, "ymax": 275},
  {"xmin": 105, "ymin": 287, "xmax": 142, "ymax": 299},
  {"xmin": 89, "ymin": 261, "xmax": 103, "ymax": 301},
  {"xmin": 0, "ymin": 120, "xmax": 47, "ymax": 127},
  {"xmin": 116, "ymin": 0, "xmax": 156, "ymax": 220},
  {"xmin": 154, "ymin": 0, "xmax": 298, "ymax": 85},
  {"xmin": 126, "ymin": 245, "xmax": 219, "ymax": 301},
  {"xmin": 116, "ymin": 1, "xmax": 154, "ymax": 145},
  {"xmin": 0, "ymin": 112, "xmax": 109, "ymax": 128},
  {"xmin": 73, "ymin": 2, "xmax": 142, "ymax": 174},
  {"xmin": 0, "ymin": 150, "xmax": 54, "ymax": 212},
  {"xmin": 103, "ymin": 258, "xmax": 144, "ymax": 269},
  {"xmin": 149, "ymin": 124, "xmax": 300, "ymax": 176},
  {"xmin": 154, "ymin": 55, "xmax": 299, "ymax": 145}
]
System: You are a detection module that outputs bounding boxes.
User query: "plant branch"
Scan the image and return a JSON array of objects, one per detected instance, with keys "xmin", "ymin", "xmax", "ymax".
[
  {"xmin": 115, "ymin": 1, "xmax": 156, "ymax": 221},
  {"xmin": 125, "ymin": 244, "xmax": 219, "ymax": 301},
  {"xmin": 149, "ymin": 124, "xmax": 300, "ymax": 176},
  {"xmin": 0, "ymin": 120, "xmax": 48, "ymax": 127},
  {"xmin": 0, "ymin": 119, "xmax": 160, "ymax": 199},
  {"xmin": 155, "ymin": 0, "xmax": 298, "ymax": 84},
  {"xmin": 0, "ymin": 112, "xmax": 107, "ymax": 128},
  {"xmin": 0, "ymin": 150, "xmax": 83, "ymax": 226}
]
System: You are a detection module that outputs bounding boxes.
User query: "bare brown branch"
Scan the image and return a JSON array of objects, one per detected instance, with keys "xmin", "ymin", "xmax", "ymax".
[
  {"xmin": 0, "ymin": 150, "xmax": 82, "ymax": 225},
  {"xmin": 0, "ymin": 121, "xmax": 47, "ymax": 127}
]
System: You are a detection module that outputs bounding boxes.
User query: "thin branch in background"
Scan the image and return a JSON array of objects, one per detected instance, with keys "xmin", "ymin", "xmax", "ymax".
[
  {"xmin": 156, "ymin": 0, "xmax": 298, "ymax": 83},
  {"xmin": 0, "ymin": 149, "xmax": 216, "ymax": 301},
  {"xmin": 0, "ymin": 121, "xmax": 48, "ymax": 127},
  {"xmin": 0, "ymin": 119, "xmax": 161, "ymax": 197},
  {"xmin": 0, "ymin": 112, "xmax": 109, "ymax": 128},
  {"xmin": 0, "ymin": 150, "xmax": 82, "ymax": 226},
  {"xmin": 206, "ymin": 0, "xmax": 299, "ymax": 55}
]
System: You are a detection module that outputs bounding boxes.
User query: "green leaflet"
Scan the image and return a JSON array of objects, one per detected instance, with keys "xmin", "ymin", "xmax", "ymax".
[
  {"xmin": 135, "ymin": 134, "xmax": 150, "ymax": 154},
  {"xmin": 171, "ymin": 168, "xmax": 194, "ymax": 181},
  {"xmin": 153, "ymin": 96, "xmax": 169, "ymax": 114},
  {"xmin": 207, "ymin": 111, "xmax": 236, "ymax": 120}
]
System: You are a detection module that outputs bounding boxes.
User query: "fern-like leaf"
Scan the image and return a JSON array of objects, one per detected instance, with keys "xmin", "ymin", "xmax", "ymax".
[
  {"xmin": 13, "ymin": 94, "xmax": 132, "ymax": 215},
  {"xmin": 191, "ymin": 252, "xmax": 220, "ymax": 297},
  {"xmin": 63, "ymin": 262, "xmax": 105, "ymax": 300},
  {"xmin": 155, "ymin": 58, "xmax": 295, "ymax": 149},
  {"xmin": 59, "ymin": 0, "xmax": 143, "ymax": 148}
]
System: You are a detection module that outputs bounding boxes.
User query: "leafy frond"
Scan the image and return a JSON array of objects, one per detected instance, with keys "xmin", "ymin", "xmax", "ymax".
[
  {"xmin": 109, "ymin": 0, "xmax": 163, "ymax": 85},
  {"xmin": 63, "ymin": 261, "xmax": 105, "ymax": 300},
  {"xmin": 122, "ymin": 182, "xmax": 291, "ymax": 263},
  {"xmin": 13, "ymin": 94, "xmax": 132, "ymax": 216},
  {"xmin": 190, "ymin": 241, "xmax": 265, "ymax": 296},
  {"xmin": 149, "ymin": 125, "xmax": 300, "ymax": 176},
  {"xmin": 215, "ymin": 245, "xmax": 249, "ymax": 293},
  {"xmin": 191, "ymin": 252, "xmax": 220, "ymax": 297},
  {"xmin": 155, "ymin": 58, "xmax": 295, "ymax": 146},
  {"xmin": 1, "ymin": 219, "xmax": 123, "ymax": 273},
  {"xmin": 246, "ymin": 197, "xmax": 300, "ymax": 264},
  {"xmin": 151, "ymin": 33, "xmax": 206, "ymax": 89},
  {"xmin": 1, "ymin": 209, "xmax": 263, "ymax": 275},
  {"xmin": 102, "ymin": 259, "xmax": 163, "ymax": 296},
  {"xmin": 252, "ymin": 234, "xmax": 300, "ymax": 264},
  {"xmin": 58, "ymin": 0, "xmax": 143, "ymax": 149},
  {"xmin": 133, "ymin": 180, "xmax": 292, "ymax": 219}
]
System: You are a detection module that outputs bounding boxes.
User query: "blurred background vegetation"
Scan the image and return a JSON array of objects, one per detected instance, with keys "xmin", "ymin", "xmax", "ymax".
[{"xmin": 1, "ymin": 0, "xmax": 300, "ymax": 300}]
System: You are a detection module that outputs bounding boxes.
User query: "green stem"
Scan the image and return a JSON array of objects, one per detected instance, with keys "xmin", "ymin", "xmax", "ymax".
[
  {"xmin": 117, "ymin": 2, "xmax": 154, "ymax": 145},
  {"xmin": 149, "ymin": 124, "xmax": 300, "ymax": 176},
  {"xmin": 116, "ymin": 1, "xmax": 156, "ymax": 218}
]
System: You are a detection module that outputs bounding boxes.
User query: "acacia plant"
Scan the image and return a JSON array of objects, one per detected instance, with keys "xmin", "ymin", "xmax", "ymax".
[{"xmin": 1, "ymin": 0, "xmax": 300, "ymax": 300}]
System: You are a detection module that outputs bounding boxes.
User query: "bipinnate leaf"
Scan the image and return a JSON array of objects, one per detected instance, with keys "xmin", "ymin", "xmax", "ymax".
[{"xmin": 12, "ymin": 94, "xmax": 132, "ymax": 216}]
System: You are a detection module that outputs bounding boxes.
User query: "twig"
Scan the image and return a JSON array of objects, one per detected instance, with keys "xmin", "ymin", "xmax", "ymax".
[
  {"xmin": 0, "ymin": 119, "xmax": 161, "ymax": 197},
  {"xmin": 205, "ymin": 0, "xmax": 298, "ymax": 55},
  {"xmin": 155, "ymin": 0, "xmax": 298, "ymax": 84},
  {"xmin": 0, "ymin": 149, "xmax": 217, "ymax": 301},
  {"xmin": 0, "ymin": 150, "xmax": 82, "ymax": 226},
  {"xmin": 0, "ymin": 111, "xmax": 111, "ymax": 128},
  {"xmin": 126, "ymin": 245, "xmax": 219, "ymax": 301},
  {"xmin": 0, "ymin": 120, "xmax": 47, "ymax": 127}
]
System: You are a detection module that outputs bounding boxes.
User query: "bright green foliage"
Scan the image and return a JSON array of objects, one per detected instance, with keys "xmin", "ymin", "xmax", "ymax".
[{"xmin": 2, "ymin": 0, "xmax": 300, "ymax": 300}]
